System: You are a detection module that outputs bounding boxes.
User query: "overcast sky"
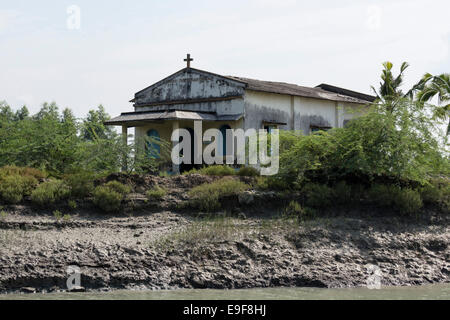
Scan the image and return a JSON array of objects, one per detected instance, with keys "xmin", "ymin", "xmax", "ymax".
[{"xmin": 0, "ymin": 0, "xmax": 449, "ymax": 119}]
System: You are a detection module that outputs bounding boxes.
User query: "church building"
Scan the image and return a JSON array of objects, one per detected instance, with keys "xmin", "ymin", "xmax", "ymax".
[{"xmin": 105, "ymin": 55, "xmax": 375, "ymax": 172}]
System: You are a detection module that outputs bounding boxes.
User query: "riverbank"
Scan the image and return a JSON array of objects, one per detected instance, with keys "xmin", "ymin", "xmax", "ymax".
[{"xmin": 0, "ymin": 204, "xmax": 448, "ymax": 294}]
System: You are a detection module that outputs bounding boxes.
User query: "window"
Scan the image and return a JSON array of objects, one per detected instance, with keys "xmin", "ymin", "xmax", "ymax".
[
  {"xmin": 146, "ymin": 129, "xmax": 160, "ymax": 159},
  {"xmin": 310, "ymin": 126, "xmax": 331, "ymax": 134},
  {"xmin": 219, "ymin": 125, "xmax": 232, "ymax": 156}
]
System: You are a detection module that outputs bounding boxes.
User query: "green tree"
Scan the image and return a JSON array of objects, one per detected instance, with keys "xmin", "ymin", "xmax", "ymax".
[
  {"xmin": 371, "ymin": 61, "xmax": 410, "ymax": 112},
  {"xmin": 82, "ymin": 105, "xmax": 116, "ymax": 141},
  {"xmin": 416, "ymin": 73, "xmax": 450, "ymax": 136}
]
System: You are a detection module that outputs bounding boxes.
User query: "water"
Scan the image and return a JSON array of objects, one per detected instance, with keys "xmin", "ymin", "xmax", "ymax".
[{"xmin": 1, "ymin": 284, "xmax": 449, "ymax": 300}]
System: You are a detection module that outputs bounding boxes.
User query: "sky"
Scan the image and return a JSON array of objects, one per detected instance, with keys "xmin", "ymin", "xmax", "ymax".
[{"xmin": 0, "ymin": 0, "xmax": 449, "ymax": 119}]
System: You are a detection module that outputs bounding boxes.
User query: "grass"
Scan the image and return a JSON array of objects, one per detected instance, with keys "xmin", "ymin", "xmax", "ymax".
[
  {"xmin": 31, "ymin": 179, "xmax": 70, "ymax": 206},
  {"xmin": 183, "ymin": 165, "xmax": 237, "ymax": 176},
  {"xmin": 188, "ymin": 178, "xmax": 250, "ymax": 212},
  {"xmin": 146, "ymin": 186, "xmax": 167, "ymax": 200}
]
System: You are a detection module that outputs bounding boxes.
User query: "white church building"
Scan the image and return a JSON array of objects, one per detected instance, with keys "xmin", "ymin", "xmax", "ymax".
[{"xmin": 105, "ymin": 55, "xmax": 375, "ymax": 172}]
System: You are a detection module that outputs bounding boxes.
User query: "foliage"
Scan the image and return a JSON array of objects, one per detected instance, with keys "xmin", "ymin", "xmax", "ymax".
[
  {"xmin": 188, "ymin": 178, "xmax": 250, "ymax": 212},
  {"xmin": 184, "ymin": 165, "xmax": 236, "ymax": 176},
  {"xmin": 368, "ymin": 184, "xmax": 423, "ymax": 214},
  {"xmin": 64, "ymin": 172, "xmax": 95, "ymax": 198},
  {"xmin": 53, "ymin": 210, "xmax": 63, "ymax": 221},
  {"xmin": 0, "ymin": 103, "xmax": 170, "ymax": 176},
  {"xmin": 0, "ymin": 175, "xmax": 38, "ymax": 204},
  {"xmin": 31, "ymin": 180, "xmax": 70, "ymax": 206},
  {"xmin": 0, "ymin": 166, "xmax": 46, "ymax": 180},
  {"xmin": 146, "ymin": 186, "xmax": 167, "ymax": 200},
  {"xmin": 237, "ymin": 166, "xmax": 260, "ymax": 177},
  {"xmin": 284, "ymin": 201, "xmax": 304, "ymax": 216},
  {"xmin": 103, "ymin": 181, "xmax": 131, "ymax": 195},
  {"xmin": 371, "ymin": 61, "xmax": 411, "ymax": 112},
  {"xmin": 416, "ymin": 73, "xmax": 450, "ymax": 136},
  {"xmin": 302, "ymin": 183, "xmax": 334, "ymax": 208},
  {"xmin": 92, "ymin": 186, "xmax": 123, "ymax": 213},
  {"xmin": 92, "ymin": 181, "xmax": 130, "ymax": 212}
]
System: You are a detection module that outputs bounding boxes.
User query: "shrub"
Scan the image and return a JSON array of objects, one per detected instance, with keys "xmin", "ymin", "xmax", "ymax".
[
  {"xmin": 64, "ymin": 172, "xmax": 95, "ymax": 198},
  {"xmin": 103, "ymin": 181, "xmax": 131, "ymax": 196},
  {"xmin": 394, "ymin": 188, "xmax": 423, "ymax": 215},
  {"xmin": 333, "ymin": 181, "xmax": 353, "ymax": 204},
  {"xmin": 184, "ymin": 165, "xmax": 236, "ymax": 176},
  {"xmin": 303, "ymin": 183, "xmax": 334, "ymax": 208},
  {"xmin": 93, "ymin": 186, "xmax": 123, "ymax": 212},
  {"xmin": 31, "ymin": 180, "xmax": 70, "ymax": 206},
  {"xmin": 188, "ymin": 178, "xmax": 249, "ymax": 212},
  {"xmin": 146, "ymin": 186, "xmax": 167, "ymax": 200},
  {"xmin": 367, "ymin": 184, "xmax": 398, "ymax": 207},
  {"xmin": 237, "ymin": 166, "xmax": 259, "ymax": 177},
  {"xmin": 368, "ymin": 184, "xmax": 423, "ymax": 214},
  {"xmin": 53, "ymin": 210, "xmax": 63, "ymax": 221},
  {"xmin": 68, "ymin": 200, "xmax": 77, "ymax": 209},
  {"xmin": 0, "ymin": 166, "xmax": 46, "ymax": 180},
  {"xmin": 284, "ymin": 201, "xmax": 304, "ymax": 216},
  {"xmin": 0, "ymin": 175, "xmax": 38, "ymax": 204}
]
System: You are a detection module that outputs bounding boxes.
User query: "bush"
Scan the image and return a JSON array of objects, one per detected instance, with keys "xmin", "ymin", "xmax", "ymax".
[
  {"xmin": 303, "ymin": 183, "xmax": 334, "ymax": 208},
  {"xmin": 284, "ymin": 201, "xmax": 304, "ymax": 216},
  {"xmin": 368, "ymin": 184, "xmax": 423, "ymax": 214},
  {"xmin": 31, "ymin": 180, "xmax": 70, "ymax": 206},
  {"xmin": 188, "ymin": 178, "xmax": 249, "ymax": 212},
  {"xmin": 64, "ymin": 172, "xmax": 95, "ymax": 198},
  {"xmin": 92, "ymin": 186, "xmax": 123, "ymax": 212},
  {"xmin": 367, "ymin": 184, "xmax": 398, "ymax": 207},
  {"xmin": 184, "ymin": 165, "xmax": 236, "ymax": 176},
  {"xmin": 237, "ymin": 166, "xmax": 259, "ymax": 177},
  {"xmin": 0, "ymin": 175, "xmax": 38, "ymax": 204},
  {"xmin": 420, "ymin": 179, "xmax": 449, "ymax": 211},
  {"xmin": 333, "ymin": 181, "xmax": 353, "ymax": 204},
  {"xmin": 146, "ymin": 186, "xmax": 167, "ymax": 200},
  {"xmin": 103, "ymin": 181, "xmax": 131, "ymax": 195},
  {"xmin": 0, "ymin": 166, "xmax": 46, "ymax": 180},
  {"xmin": 394, "ymin": 188, "xmax": 423, "ymax": 215},
  {"xmin": 92, "ymin": 181, "xmax": 130, "ymax": 212}
]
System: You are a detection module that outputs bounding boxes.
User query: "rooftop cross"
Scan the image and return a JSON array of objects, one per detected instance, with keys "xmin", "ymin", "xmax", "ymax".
[{"xmin": 184, "ymin": 54, "xmax": 193, "ymax": 68}]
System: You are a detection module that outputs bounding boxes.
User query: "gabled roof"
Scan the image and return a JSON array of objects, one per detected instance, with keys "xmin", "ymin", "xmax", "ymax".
[
  {"xmin": 130, "ymin": 68, "xmax": 247, "ymax": 103},
  {"xmin": 130, "ymin": 67, "xmax": 375, "ymax": 105},
  {"xmin": 227, "ymin": 76, "xmax": 374, "ymax": 104}
]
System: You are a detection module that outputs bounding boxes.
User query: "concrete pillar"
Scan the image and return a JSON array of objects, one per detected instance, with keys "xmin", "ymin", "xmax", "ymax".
[
  {"xmin": 121, "ymin": 125, "xmax": 128, "ymax": 172},
  {"xmin": 122, "ymin": 125, "xmax": 128, "ymax": 144},
  {"xmin": 171, "ymin": 121, "xmax": 180, "ymax": 174}
]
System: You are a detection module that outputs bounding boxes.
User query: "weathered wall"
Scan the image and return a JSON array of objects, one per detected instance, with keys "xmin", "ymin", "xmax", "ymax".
[
  {"xmin": 243, "ymin": 91, "xmax": 292, "ymax": 131},
  {"xmin": 244, "ymin": 90, "xmax": 367, "ymax": 134},
  {"xmin": 135, "ymin": 99, "xmax": 244, "ymax": 116}
]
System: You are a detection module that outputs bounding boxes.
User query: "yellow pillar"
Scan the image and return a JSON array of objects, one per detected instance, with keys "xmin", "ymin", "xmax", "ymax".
[
  {"xmin": 121, "ymin": 125, "xmax": 128, "ymax": 172},
  {"xmin": 171, "ymin": 121, "xmax": 180, "ymax": 174}
]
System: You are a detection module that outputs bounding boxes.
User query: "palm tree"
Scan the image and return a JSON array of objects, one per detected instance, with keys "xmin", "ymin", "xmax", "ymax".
[
  {"xmin": 371, "ymin": 61, "xmax": 410, "ymax": 112},
  {"xmin": 416, "ymin": 73, "xmax": 450, "ymax": 136}
]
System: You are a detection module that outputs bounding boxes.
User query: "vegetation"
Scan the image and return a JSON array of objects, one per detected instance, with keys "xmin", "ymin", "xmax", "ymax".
[
  {"xmin": 31, "ymin": 180, "xmax": 70, "ymax": 206},
  {"xmin": 92, "ymin": 181, "xmax": 130, "ymax": 212},
  {"xmin": 0, "ymin": 62, "xmax": 448, "ymax": 216},
  {"xmin": 188, "ymin": 178, "xmax": 250, "ymax": 212},
  {"xmin": 146, "ymin": 186, "xmax": 167, "ymax": 200}
]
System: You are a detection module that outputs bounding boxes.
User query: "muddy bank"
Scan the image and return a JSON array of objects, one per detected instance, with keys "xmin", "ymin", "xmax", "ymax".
[{"xmin": 0, "ymin": 206, "xmax": 448, "ymax": 294}]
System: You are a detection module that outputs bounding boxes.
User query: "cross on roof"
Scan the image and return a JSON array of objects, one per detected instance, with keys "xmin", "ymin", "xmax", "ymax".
[{"xmin": 184, "ymin": 54, "xmax": 193, "ymax": 68}]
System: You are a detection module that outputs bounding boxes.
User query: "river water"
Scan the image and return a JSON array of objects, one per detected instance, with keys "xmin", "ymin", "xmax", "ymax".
[{"xmin": 1, "ymin": 284, "xmax": 449, "ymax": 300}]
